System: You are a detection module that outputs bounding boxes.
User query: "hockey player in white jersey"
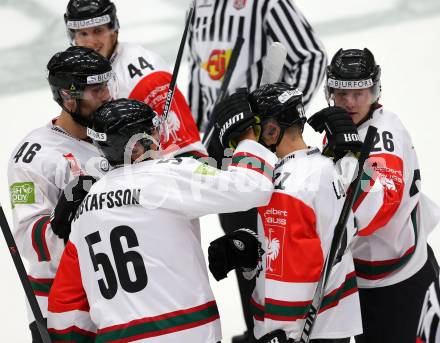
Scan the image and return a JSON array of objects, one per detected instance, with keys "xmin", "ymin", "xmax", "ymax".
[
  {"xmin": 47, "ymin": 96, "xmax": 278, "ymax": 342},
  {"xmin": 188, "ymin": 3, "xmax": 327, "ymax": 340},
  {"xmin": 64, "ymin": 0, "xmax": 205, "ymax": 157},
  {"xmin": 7, "ymin": 46, "xmax": 114, "ymax": 342},
  {"xmin": 208, "ymin": 83, "xmax": 363, "ymax": 342},
  {"xmin": 320, "ymin": 48, "xmax": 440, "ymax": 343}
]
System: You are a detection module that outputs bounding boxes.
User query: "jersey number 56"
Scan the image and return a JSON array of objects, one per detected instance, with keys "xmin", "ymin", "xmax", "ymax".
[{"xmin": 85, "ymin": 226, "xmax": 148, "ymax": 300}]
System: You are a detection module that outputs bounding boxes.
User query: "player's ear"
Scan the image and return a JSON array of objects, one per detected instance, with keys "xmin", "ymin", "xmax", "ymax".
[{"xmin": 261, "ymin": 120, "xmax": 281, "ymax": 146}]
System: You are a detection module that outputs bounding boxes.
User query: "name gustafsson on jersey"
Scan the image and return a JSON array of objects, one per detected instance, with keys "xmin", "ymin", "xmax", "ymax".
[{"xmin": 73, "ymin": 188, "xmax": 141, "ymax": 221}]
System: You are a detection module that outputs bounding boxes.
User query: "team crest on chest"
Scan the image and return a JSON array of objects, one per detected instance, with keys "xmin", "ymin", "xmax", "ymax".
[
  {"xmin": 202, "ymin": 49, "xmax": 232, "ymax": 81},
  {"xmin": 233, "ymin": 0, "xmax": 247, "ymax": 10}
]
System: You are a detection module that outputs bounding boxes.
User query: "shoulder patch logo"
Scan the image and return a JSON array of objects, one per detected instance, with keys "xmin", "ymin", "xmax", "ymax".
[{"xmin": 10, "ymin": 182, "xmax": 35, "ymax": 208}]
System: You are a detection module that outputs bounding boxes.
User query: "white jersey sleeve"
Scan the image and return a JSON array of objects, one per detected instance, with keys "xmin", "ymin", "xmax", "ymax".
[
  {"xmin": 47, "ymin": 139, "xmax": 276, "ymax": 342},
  {"xmin": 7, "ymin": 123, "xmax": 107, "ymax": 321},
  {"xmin": 136, "ymin": 140, "xmax": 276, "ymax": 219}
]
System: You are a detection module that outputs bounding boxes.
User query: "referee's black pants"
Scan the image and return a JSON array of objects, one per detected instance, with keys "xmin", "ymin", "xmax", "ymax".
[
  {"xmin": 219, "ymin": 208, "xmax": 258, "ymax": 333},
  {"xmin": 355, "ymin": 245, "xmax": 439, "ymax": 343}
]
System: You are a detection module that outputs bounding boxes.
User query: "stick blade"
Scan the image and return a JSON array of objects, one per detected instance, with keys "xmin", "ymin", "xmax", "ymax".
[{"xmin": 260, "ymin": 42, "xmax": 287, "ymax": 86}]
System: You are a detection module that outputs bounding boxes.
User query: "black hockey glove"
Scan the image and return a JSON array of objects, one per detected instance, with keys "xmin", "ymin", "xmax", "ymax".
[
  {"xmin": 257, "ymin": 329, "xmax": 289, "ymax": 343},
  {"xmin": 208, "ymin": 228, "xmax": 263, "ymax": 281},
  {"xmin": 213, "ymin": 88, "xmax": 261, "ymax": 149},
  {"xmin": 308, "ymin": 106, "xmax": 362, "ymax": 161},
  {"xmin": 50, "ymin": 175, "xmax": 96, "ymax": 240}
]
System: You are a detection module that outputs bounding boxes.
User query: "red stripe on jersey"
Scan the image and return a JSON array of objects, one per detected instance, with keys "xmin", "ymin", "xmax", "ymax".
[
  {"xmin": 251, "ymin": 272, "xmax": 357, "ymax": 321},
  {"xmin": 48, "ymin": 325, "xmax": 96, "ymax": 342},
  {"xmin": 355, "ymin": 153, "xmax": 404, "ymax": 236},
  {"xmin": 128, "ymin": 71, "xmax": 202, "ymax": 152},
  {"xmin": 101, "ymin": 316, "xmax": 219, "ymax": 343},
  {"xmin": 48, "ymin": 242, "xmax": 90, "ymax": 313},
  {"xmin": 28, "ymin": 276, "xmax": 54, "ymax": 297},
  {"xmin": 259, "ymin": 192, "xmax": 321, "ymax": 282},
  {"xmin": 98, "ymin": 300, "xmax": 217, "ymax": 333},
  {"xmin": 354, "ymin": 245, "xmax": 416, "ymax": 280},
  {"xmin": 231, "ymin": 151, "xmax": 274, "ymax": 181},
  {"xmin": 48, "ymin": 325, "xmax": 96, "ymax": 336}
]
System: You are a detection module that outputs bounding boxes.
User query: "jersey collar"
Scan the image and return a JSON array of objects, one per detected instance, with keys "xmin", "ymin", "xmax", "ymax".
[{"xmin": 276, "ymin": 146, "xmax": 320, "ymax": 169}]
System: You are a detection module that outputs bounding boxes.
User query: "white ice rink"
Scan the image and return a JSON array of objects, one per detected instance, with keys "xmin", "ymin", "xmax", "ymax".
[{"xmin": 0, "ymin": 0, "xmax": 440, "ymax": 341}]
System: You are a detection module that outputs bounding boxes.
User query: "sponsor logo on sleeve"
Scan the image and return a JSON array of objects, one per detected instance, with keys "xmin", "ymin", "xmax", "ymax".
[
  {"xmin": 10, "ymin": 182, "xmax": 35, "ymax": 208},
  {"xmin": 194, "ymin": 164, "xmax": 219, "ymax": 176}
]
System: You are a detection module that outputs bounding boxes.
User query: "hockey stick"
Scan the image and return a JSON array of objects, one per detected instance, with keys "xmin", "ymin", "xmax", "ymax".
[
  {"xmin": 259, "ymin": 41, "xmax": 287, "ymax": 87},
  {"xmin": 0, "ymin": 204, "xmax": 52, "ymax": 343},
  {"xmin": 299, "ymin": 125, "xmax": 378, "ymax": 343},
  {"xmin": 202, "ymin": 41, "xmax": 287, "ymax": 147},
  {"xmin": 202, "ymin": 36, "xmax": 245, "ymax": 146},
  {"xmin": 162, "ymin": 0, "xmax": 195, "ymax": 122}
]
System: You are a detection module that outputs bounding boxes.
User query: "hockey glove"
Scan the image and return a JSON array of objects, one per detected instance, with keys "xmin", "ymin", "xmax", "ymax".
[
  {"xmin": 50, "ymin": 175, "xmax": 96, "ymax": 240},
  {"xmin": 257, "ymin": 329, "xmax": 289, "ymax": 343},
  {"xmin": 213, "ymin": 88, "xmax": 261, "ymax": 149},
  {"xmin": 308, "ymin": 106, "xmax": 362, "ymax": 161},
  {"xmin": 208, "ymin": 228, "xmax": 263, "ymax": 281}
]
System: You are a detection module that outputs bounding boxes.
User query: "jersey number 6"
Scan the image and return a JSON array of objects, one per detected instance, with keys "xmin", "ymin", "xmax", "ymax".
[{"xmin": 85, "ymin": 226, "xmax": 148, "ymax": 300}]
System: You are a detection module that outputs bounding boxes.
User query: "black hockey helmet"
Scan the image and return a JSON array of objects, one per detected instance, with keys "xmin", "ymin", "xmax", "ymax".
[
  {"xmin": 249, "ymin": 82, "xmax": 306, "ymax": 151},
  {"xmin": 47, "ymin": 46, "xmax": 114, "ymax": 126},
  {"xmin": 249, "ymin": 82, "xmax": 306, "ymax": 129},
  {"xmin": 326, "ymin": 48, "xmax": 381, "ymax": 104},
  {"xmin": 88, "ymin": 98, "xmax": 163, "ymax": 166},
  {"xmin": 64, "ymin": 0, "xmax": 119, "ymax": 43}
]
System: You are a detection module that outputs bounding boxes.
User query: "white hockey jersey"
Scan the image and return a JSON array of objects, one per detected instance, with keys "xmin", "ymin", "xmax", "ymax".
[
  {"xmin": 110, "ymin": 42, "xmax": 206, "ymax": 157},
  {"xmin": 251, "ymin": 147, "xmax": 362, "ymax": 341},
  {"xmin": 47, "ymin": 140, "xmax": 277, "ymax": 342},
  {"xmin": 7, "ymin": 121, "xmax": 109, "ymax": 321},
  {"xmin": 351, "ymin": 107, "xmax": 440, "ymax": 288}
]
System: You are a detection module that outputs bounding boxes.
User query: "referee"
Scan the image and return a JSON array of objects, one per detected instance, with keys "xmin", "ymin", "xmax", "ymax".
[{"xmin": 188, "ymin": 1, "xmax": 327, "ymax": 342}]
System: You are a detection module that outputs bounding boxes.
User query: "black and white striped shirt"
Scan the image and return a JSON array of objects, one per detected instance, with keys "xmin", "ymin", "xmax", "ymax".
[
  {"xmin": 418, "ymin": 278, "xmax": 440, "ymax": 343},
  {"xmin": 187, "ymin": 0, "xmax": 327, "ymax": 130}
]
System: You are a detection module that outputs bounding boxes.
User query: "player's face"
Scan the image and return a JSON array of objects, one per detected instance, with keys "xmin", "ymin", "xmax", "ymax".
[
  {"xmin": 73, "ymin": 25, "xmax": 118, "ymax": 59},
  {"xmin": 333, "ymin": 88, "xmax": 374, "ymax": 124},
  {"xmin": 131, "ymin": 130, "xmax": 161, "ymax": 162},
  {"xmin": 78, "ymin": 83, "xmax": 112, "ymax": 119}
]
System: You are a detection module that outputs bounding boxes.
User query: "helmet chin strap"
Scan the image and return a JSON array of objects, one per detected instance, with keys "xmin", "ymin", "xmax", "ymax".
[{"xmin": 57, "ymin": 98, "xmax": 91, "ymax": 127}]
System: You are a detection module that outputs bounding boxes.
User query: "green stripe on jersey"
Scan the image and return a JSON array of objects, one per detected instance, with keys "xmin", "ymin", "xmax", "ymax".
[
  {"xmin": 96, "ymin": 303, "xmax": 219, "ymax": 342},
  {"xmin": 49, "ymin": 330, "xmax": 95, "ymax": 343},
  {"xmin": 231, "ymin": 155, "xmax": 273, "ymax": 179}
]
